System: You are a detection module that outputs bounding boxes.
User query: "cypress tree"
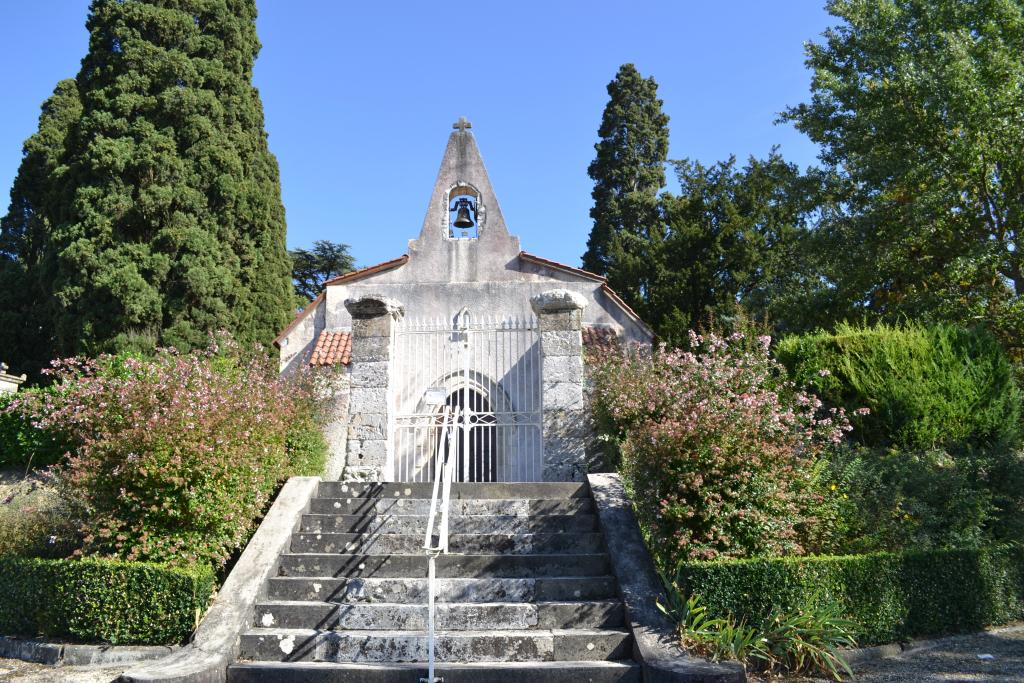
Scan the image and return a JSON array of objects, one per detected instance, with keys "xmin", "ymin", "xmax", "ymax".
[
  {"xmin": 8, "ymin": 0, "xmax": 292, "ymax": 363},
  {"xmin": 581, "ymin": 64, "xmax": 670, "ymax": 318},
  {"xmin": 0, "ymin": 80, "xmax": 82, "ymax": 373}
]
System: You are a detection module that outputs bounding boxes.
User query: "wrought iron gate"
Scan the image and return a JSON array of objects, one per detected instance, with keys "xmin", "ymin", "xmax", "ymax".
[{"xmin": 391, "ymin": 310, "xmax": 543, "ymax": 482}]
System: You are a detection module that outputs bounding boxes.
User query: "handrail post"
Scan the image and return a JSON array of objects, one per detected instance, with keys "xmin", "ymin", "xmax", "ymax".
[{"xmin": 422, "ymin": 404, "xmax": 458, "ymax": 683}]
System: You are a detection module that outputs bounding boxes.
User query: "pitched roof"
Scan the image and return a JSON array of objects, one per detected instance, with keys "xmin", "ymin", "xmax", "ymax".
[
  {"xmin": 598, "ymin": 283, "xmax": 653, "ymax": 337},
  {"xmin": 518, "ymin": 251, "xmax": 605, "ymax": 282},
  {"xmin": 322, "ymin": 255, "xmax": 409, "ymax": 287},
  {"xmin": 274, "ymin": 256, "xmax": 411, "ymax": 349},
  {"xmin": 309, "ymin": 330, "xmax": 352, "ymax": 366},
  {"xmin": 519, "ymin": 251, "xmax": 653, "ymax": 337},
  {"xmin": 273, "ymin": 292, "xmax": 324, "ymax": 348}
]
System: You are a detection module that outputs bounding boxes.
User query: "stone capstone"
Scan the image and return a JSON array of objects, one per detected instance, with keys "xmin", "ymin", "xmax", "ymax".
[
  {"xmin": 529, "ymin": 289, "xmax": 588, "ymax": 315},
  {"xmin": 344, "ymin": 295, "xmax": 405, "ymax": 320}
]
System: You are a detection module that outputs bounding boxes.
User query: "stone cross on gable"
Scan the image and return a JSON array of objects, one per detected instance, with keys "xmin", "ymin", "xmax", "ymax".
[{"xmin": 452, "ymin": 117, "xmax": 472, "ymax": 132}]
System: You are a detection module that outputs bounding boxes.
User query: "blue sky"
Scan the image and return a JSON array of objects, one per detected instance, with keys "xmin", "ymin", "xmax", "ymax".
[{"xmin": 0, "ymin": 1, "xmax": 833, "ymax": 269}]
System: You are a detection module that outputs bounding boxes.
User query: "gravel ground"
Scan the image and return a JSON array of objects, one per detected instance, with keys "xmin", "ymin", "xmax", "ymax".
[
  {"xmin": 0, "ymin": 626, "xmax": 1021, "ymax": 681},
  {"xmin": 0, "ymin": 660, "xmax": 125, "ymax": 683},
  {"xmin": 762, "ymin": 624, "xmax": 1024, "ymax": 683}
]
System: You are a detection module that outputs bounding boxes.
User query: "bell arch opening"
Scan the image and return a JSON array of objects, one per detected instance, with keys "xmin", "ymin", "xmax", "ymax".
[{"xmin": 446, "ymin": 183, "xmax": 483, "ymax": 239}]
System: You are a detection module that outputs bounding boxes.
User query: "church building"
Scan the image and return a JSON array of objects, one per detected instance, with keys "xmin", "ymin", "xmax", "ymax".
[{"xmin": 274, "ymin": 120, "xmax": 652, "ymax": 483}]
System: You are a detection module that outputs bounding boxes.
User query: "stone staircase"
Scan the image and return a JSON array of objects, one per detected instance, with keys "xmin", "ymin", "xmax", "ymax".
[{"xmin": 228, "ymin": 481, "xmax": 640, "ymax": 682}]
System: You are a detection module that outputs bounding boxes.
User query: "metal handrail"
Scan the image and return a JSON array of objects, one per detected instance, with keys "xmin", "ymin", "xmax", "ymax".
[{"xmin": 421, "ymin": 404, "xmax": 460, "ymax": 683}]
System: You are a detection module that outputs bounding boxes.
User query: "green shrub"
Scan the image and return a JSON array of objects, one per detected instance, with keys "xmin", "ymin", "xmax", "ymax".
[
  {"xmin": 812, "ymin": 444, "xmax": 1024, "ymax": 553},
  {"xmin": 0, "ymin": 390, "xmax": 68, "ymax": 470},
  {"xmin": 674, "ymin": 545, "xmax": 1024, "ymax": 645},
  {"xmin": 590, "ymin": 332, "xmax": 850, "ymax": 563},
  {"xmin": 0, "ymin": 555, "xmax": 214, "ymax": 644},
  {"xmin": 776, "ymin": 322, "xmax": 1022, "ymax": 451},
  {"xmin": 11, "ymin": 341, "xmax": 331, "ymax": 568}
]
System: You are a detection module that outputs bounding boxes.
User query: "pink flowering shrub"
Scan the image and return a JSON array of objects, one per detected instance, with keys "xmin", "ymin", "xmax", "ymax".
[
  {"xmin": 9, "ymin": 341, "xmax": 327, "ymax": 568},
  {"xmin": 590, "ymin": 332, "xmax": 851, "ymax": 565}
]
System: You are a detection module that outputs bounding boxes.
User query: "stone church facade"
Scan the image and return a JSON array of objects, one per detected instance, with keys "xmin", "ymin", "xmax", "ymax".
[{"xmin": 275, "ymin": 122, "xmax": 652, "ymax": 483}]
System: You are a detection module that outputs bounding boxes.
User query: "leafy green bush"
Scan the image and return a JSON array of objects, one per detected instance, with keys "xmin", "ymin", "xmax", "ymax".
[
  {"xmin": 777, "ymin": 323, "xmax": 1024, "ymax": 551},
  {"xmin": 674, "ymin": 545, "xmax": 1024, "ymax": 645},
  {"xmin": 811, "ymin": 445, "xmax": 1024, "ymax": 553},
  {"xmin": 0, "ymin": 390, "xmax": 68, "ymax": 470},
  {"xmin": 776, "ymin": 322, "xmax": 1022, "ymax": 451},
  {"xmin": 0, "ymin": 555, "xmax": 214, "ymax": 644},
  {"xmin": 10, "ymin": 341, "xmax": 329, "ymax": 568}
]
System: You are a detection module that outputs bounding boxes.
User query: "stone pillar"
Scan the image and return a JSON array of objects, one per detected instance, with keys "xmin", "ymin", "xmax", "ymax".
[
  {"xmin": 530, "ymin": 289, "xmax": 589, "ymax": 481},
  {"xmin": 0, "ymin": 362, "xmax": 26, "ymax": 394},
  {"xmin": 343, "ymin": 295, "xmax": 404, "ymax": 481}
]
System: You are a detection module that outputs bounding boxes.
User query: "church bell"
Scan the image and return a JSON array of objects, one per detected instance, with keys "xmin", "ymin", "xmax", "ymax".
[{"xmin": 452, "ymin": 198, "xmax": 475, "ymax": 229}]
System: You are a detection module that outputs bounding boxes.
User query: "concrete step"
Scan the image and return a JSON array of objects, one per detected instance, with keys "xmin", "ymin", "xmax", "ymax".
[
  {"xmin": 254, "ymin": 600, "xmax": 625, "ymax": 630},
  {"xmin": 310, "ymin": 497, "xmax": 594, "ymax": 516},
  {"xmin": 317, "ymin": 482, "xmax": 589, "ymax": 500},
  {"xmin": 299, "ymin": 513, "xmax": 599, "ymax": 534},
  {"xmin": 239, "ymin": 627, "xmax": 633, "ymax": 663},
  {"xmin": 277, "ymin": 553, "xmax": 611, "ymax": 579},
  {"xmin": 228, "ymin": 660, "xmax": 642, "ymax": 683},
  {"xmin": 290, "ymin": 533, "xmax": 605, "ymax": 555},
  {"xmin": 266, "ymin": 576, "xmax": 619, "ymax": 603}
]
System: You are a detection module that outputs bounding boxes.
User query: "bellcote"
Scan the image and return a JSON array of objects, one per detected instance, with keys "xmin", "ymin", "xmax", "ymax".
[{"xmin": 415, "ymin": 119, "xmax": 511, "ymax": 244}]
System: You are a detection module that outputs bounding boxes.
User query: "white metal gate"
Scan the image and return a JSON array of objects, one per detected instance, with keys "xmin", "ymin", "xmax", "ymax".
[{"xmin": 391, "ymin": 310, "xmax": 543, "ymax": 482}]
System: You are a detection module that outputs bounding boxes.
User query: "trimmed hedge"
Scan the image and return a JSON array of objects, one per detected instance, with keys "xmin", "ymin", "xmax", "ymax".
[
  {"xmin": 0, "ymin": 555, "xmax": 215, "ymax": 644},
  {"xmin": 675, "ymin": 546, "xmax": 1024, "ymax": 645}
]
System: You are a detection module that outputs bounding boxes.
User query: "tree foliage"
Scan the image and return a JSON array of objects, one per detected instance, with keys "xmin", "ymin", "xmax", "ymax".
[
  {"xmin": 582, "ymin": 63, "xmax": 670, "ymax": 321},
  {"xmin": 782, "ymin": 0, "xmax": 1024, "ymax": 356},
  {"xmin": 290, "ymin": 239, "xmax": 355, "ymax": 304},
  {"xmin": 652, "ymin": 151, "xmax": 820, "ymax": 345},
  {"xmin": 0, "ymin": 81, "xmax": 82, "ymax": 375},
  {"xmin": 0, "ymin": 0, "xmax": 293, "ymax": 374}
]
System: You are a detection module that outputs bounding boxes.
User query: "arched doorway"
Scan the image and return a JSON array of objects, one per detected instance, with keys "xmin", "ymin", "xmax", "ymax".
[
  {"xmin": 445, "ymin": 388, "xmax": 497, "ymax": 482},
  {"xmin": 391, "ymin": 313, "xmax": 544, "ymax": 482}
]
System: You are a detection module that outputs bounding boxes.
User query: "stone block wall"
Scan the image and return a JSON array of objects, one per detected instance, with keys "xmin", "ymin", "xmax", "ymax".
[
  {"xmin": 342, "ymin": 296, "xmax": 403, "ymax": 481},
  {"xmin": 531, "ymin": 290, "xmax": 591, "ymax": 481}
]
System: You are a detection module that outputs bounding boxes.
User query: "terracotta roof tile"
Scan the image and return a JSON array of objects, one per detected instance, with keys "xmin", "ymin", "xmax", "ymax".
[
  {"xmin": 309, "ymin": 330, "xmax": 352, "ymax": 367},
  {"xmin": 582, "ymin": 326, "xmax": 621, "ymax": 352}
]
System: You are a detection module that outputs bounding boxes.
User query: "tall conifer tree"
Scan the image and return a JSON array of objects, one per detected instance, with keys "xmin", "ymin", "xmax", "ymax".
[
  {"xmin": 0, "ymin": 80, "xmax": 82, "ymax": 372},
  {"xmin": 581, "ymin": 64, "xmax": 670, "ymax": 318},
  {"xmin": 1, "ymin": 0, "xmax": 292, "ymax": 368}
]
